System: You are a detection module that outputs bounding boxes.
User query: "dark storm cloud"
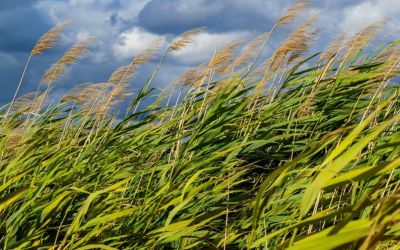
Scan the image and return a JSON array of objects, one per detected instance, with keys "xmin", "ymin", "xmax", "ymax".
[
  {"xmin": 137, "ymin": 0, "xmax": 365, "ymax": 36},
  {"xmin": 0, "ymin": 0, "xmax": 31, "ymax": 9},
  {"xmin": 0, "ymin": 1, "xmax": 55, "ymax": 104},
  {"xmin": 0, "ymin": 3, "xmax": 51, "ymax": 54},
  {"xmin": 138, "ymin": 0, "xmax": 275, "ymax": 34}
]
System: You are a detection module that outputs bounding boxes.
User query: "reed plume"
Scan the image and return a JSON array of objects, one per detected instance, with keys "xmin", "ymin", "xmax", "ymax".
[
  {"xmin": 224, "ymin": 32, "xmax": 271, "ymax": 76},
  {"xmin": 11, "ymin": 91, "xmax": 46, "ymax": 115},
  {"xmin": 108, "ymin": 65, "xmax": 136, "ymax": 86},
  {"xmin": 100, "ymin": 40, "xmax": 162, "ymax": 116},
  {"xmin": 178, "ymin": 64, "xmax": 206, "ymax": 88},
  {"xmin": 42, "ymin": 64, "xmax": 66, "ymax": 84},
  {"xmin": 109, "ymin": 38, "xmax": 162, "ymax": 86},
  {"xmin": 319, "ymin": 33, "xmax": 346, "ymax": 62},
  {"xmin": 243, "ymin": 0, "xmax": 309, "ymax": 79},
  {"xmin": 59, "ymin": 37, "xmax": 96, "ymax": 64},
  {"xmin": 81, "ymin": 83, "xmax": 112, "ymax": 115},
  {"xmin": 277, "ymin": 0, "xmax": 309, "ymax": 25},
  {"xmin": 346, "ymin": 21, "xmax": 385, "ymax": 50},
  {"xmin": 31, "ymin": 21, "xmax": 71, "ymax": 56},
  {"xmin": 63, "ymin": 82, "xmax": 114, "ymax": 116},
  {"xmin": 104, "ymin": 83, "xmax": 132, "ymax": 107},
  {"xmin": 281, "ymin": 15, "xmax": 318, "ymax": 57},
  {"xmin": 268, "ymin": 15, "xmax": 318, "ymax": 75},
  {"xmin": 3, "ymin": 125, "xmax": 26, "ymax": 149},
  {"xmin": 62, "ymin": 82, "xmax": 101, "ymax": 103},
  {"xmin": 132, "ymin": 38, "xmax": 163, "ymax": 65},
  {"xmin": 4, "ymin": 21, "xmax": 70, "ymax": 120},
  {"xmin": 11, "ymin": 92, "xmax": 37, "ymax": 114},
  {"xmin": 167, "ymin": 27, "xmax": 205, "ymax": 52},
  {"xmin": 341, "ymin": 21, "xmax": 385, "ymax": 66},
  {"xmin": 32, "ymin": 37, "xmax": 95, "ymax": 115},
  {"xmin": 42, "ymin": 37, "xmax": 95, "ymax": 84},
  {"xmin": 210, "ymin": 40, "xmax": 243, "ymax": 74}
]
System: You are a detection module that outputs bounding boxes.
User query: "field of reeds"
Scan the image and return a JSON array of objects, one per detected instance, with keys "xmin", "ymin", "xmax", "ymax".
[{"xmin": 1, "ymin": 1, "xmax": 400, "ymax": 249}]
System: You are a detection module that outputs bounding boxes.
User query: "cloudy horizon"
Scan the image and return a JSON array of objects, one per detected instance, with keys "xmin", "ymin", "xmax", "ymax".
[{"xmin": 1, "ymin": 0, "xmax": 399, "ymax": 106}]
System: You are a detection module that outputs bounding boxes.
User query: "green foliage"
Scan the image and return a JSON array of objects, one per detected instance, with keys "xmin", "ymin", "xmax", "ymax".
[{"xmin": 1, "ymin": 11, "xmax": 400, "ymax": 250}]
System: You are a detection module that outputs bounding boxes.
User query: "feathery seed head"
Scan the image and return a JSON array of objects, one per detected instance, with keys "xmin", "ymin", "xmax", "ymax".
[
  {"xmin": 31, "ymin": 21, "xmax": 71, "ymax": 56},
  {"xmin": 345, "ymin": 21, "xmax": 386, "ymax": 55},
  {"xmin": 42, "ymin": 37, "xmax": 93, "ymax": 84},
  {"xmin": 167, "ymin": 27, "xmax": 205, "ymax": 52},
  {"xmin": 270, "ymin": 14, "xmax": 318, "ymax": 71},
  {"xmin": 176, "ymin": 64, "xmax": 206, "ymax": 87},
  {"xmin": 62, "ymin": 82, "xmax": 99, "ymax": 103},
  {"xmin": 277, "ymin": 0, "xmax": 309, "ymax": 25},
  {"xmin": 58, "ymin": 37, "xmax": 95, "ymax": 65},
  {"xmin": 108, "ymin": 65, "xmax": 135, "ymax": 86},
  {"xmin": 132, "ymin": 38, "xmax": 164, "ymax": 65},
  {"xmin": 210, "ymin": 40, "xmax": 243, "ymax": 74},
  {"xmin": 319, "ymin": 33, "xmax": 346, "ymax": 62},
  {"xmin": 12, "ymin": 92, "xmax": 47, "ymax": 114},
  {"xmin": 42, "ymin": 63, "xmax": 66, "ymax": 84}
]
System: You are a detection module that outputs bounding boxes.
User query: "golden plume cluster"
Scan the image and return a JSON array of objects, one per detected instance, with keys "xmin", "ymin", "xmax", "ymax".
[
  {"xmin": 62, "ymin": 82, "xmax": 101, "ymax": 103},
  {"xmin": 11, "ymin": 91, "xmax": 46, "ymax": 115},
  {"xmin": 268, "ymin": 15, "xmax": 318, "ymax": 74},
  {"xmin": 31, "ymin": 21, "xmax": 71, "ymax": 56},
  {"xmin": 3, "ymin": 125, "xmax": 27, "ymax": 149},
  {"xmin": 62, "ymin": 82, "xmax": 114, "ymax": 116},
  {"xmin": 210, "ymin": 40, "xmax": 243, "ymax": 75},
  {"xmin": 42, "ymin": 37, "xmax": 95, "ymax": 84},
  {"xmin": 59, "ymin": 37, "xmax": 96, "ymax": 64},
  {"xmin": 132, "ymin": 38, "xmax": 164, "ymax": 64},
  {"xmin": 251, "ymin": 14, "xmax": 318, "ymax": 94},
  {"xmin": 78, "ymin": 39, "xmax": 163, "ymax": 117},
  {"xmin": 4, "ymin": 21, "xmax": 71, "ymax": 120},
  {"xmin": 109, "ymin": 38, "xmax": 162, "ymax": 86},
  {"xmin": 167, "ymin": 27, "xmax": 205, "ymax": 52},
  {"xmin": 178, "ymin": 64, "xmax": 206, "ymax": 88},
  {"xmin": 277, "ymin": 0, "xmax": 309, "ymax": 25},
  {"xmin": 225, "ymin": 32, "xmax": 271, "ymax": 75},
  {"xmin": 342, "ymin": 21, "xmax": 385, "ymax": 64},
  {"xmin": 319, "ymin": 33, "xmax": 345, "ymax": 62},
  {"xmin": 108, "ymin": 65, "xmax": 135, "ymax": 86}
]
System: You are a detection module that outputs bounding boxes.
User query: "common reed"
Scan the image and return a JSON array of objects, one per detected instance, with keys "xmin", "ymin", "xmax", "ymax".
[
  {"xmin": 4, "ymin": 21, "xmax": 70, "ymax": 120},
  {"xmin": 1, "ymin": 3, "xmax": 400, "ymax": 250},
  {"xmin": 167, "ymin": 27, "xmax": 205, "ymax": 52}
]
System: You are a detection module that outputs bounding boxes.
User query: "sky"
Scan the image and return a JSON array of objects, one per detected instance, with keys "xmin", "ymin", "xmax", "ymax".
[{"xmin": 1, "ymin": 0, "xmax": 400, "ymax": 106}]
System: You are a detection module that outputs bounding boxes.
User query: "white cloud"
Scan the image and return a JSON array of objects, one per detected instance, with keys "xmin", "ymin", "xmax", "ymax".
[
  {"xmin": 229, "ymin": 0, "xmax": 289, "ymax": 19},
  {"xmin": 115, "ymin": 0, "xmax": 152, "ymax": 23},
  {"xmin": 34, "ymin": 0, "xmax": 151, "ymax": 34},
  {"xmin": 34, "ymin": 0, "xmax": 154, "ymax": 63},
  {"xmin": 112, "ymin": 27, "xmax": 165, "ymax": 59},
  {"xmin": 175, "ymin": 0, "xmax": 224, "ymax": 15},
  {"xmin": 339, "ymin": 0, "xmax": 400, "ymax": 34}
]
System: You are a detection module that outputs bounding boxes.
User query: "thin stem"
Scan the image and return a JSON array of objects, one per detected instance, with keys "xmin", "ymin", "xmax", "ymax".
[{"xmin": 4, "ymin": 55, "xmax": 32, "ymax": 120}]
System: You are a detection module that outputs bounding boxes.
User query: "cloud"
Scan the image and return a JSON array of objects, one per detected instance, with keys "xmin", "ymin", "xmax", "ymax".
[
  {"xmin": 0, "ymin": 0, "xmax": 30, "ymax": 10},
  {"xmin": 138, "ymin": 0, "xmax": 288, "ymax": 34},
  {"xmin": 0, "ymin": 4, "xmax": 51, "ymax": 54},
  {"xmin": 2, "ymin": 0, "xmax": 400, "ymax": 107},
  {"xmin": 339, "ymin": 0, "xmax": 400, "ymax": 34},
  {"xmin": 34, "ymin": 0, "xmax": 150, "ymax": 38},
  {"xmin": 112, "ymin": 27, "xmax": 165, "ymax": 59}
]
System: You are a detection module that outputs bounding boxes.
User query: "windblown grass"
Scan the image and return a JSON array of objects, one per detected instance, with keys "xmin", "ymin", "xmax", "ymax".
[{"xmin": 1, "ymin": 1, "xmax": 400, "ymax": 249}]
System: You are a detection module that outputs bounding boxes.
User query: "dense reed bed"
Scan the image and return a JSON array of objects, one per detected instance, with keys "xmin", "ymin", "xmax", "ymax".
[{"xmin": 1, "ymin": 1, "xmax": 400, "ymax": 249}]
